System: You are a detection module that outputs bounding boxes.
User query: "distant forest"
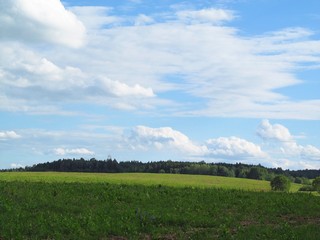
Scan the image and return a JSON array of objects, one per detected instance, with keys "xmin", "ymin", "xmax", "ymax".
[{"xmin": 4, "ymin": 158, "xmax": 320, "ymax": 183}]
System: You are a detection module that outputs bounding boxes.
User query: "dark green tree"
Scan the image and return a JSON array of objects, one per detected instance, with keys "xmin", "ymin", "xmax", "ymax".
[
  {"xmin": 247, "ymin": 167, "xmax": 267, "ymax": 180},
  {"xmin": 312, "ymin": 177, "xmax": 320, "ymax": 193},
  {"xmin": 270, "ymin": 175, "xmax": 291, "ymax": 192}
]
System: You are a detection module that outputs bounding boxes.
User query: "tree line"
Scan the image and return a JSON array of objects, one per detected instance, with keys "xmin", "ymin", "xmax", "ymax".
[{"xmin": 5, "ymin": 158, "xmax": 319, "ymax": 183}]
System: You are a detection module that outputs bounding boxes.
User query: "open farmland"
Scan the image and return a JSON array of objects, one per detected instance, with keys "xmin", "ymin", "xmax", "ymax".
[
  {"xmin": 0, "ymin": 172, "xmax": 303, "ymax": 192},
  {"xmin": 0, "ymin": 172, "xmax": 319, "ymax": 239}
]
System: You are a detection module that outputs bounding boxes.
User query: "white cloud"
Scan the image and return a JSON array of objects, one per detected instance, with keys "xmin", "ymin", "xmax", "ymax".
[
  {"xmin": 257, "ymin": 119, "xmax": 292, "ymax": 142},
  {"xmin": 300, "ymin": 145, "xmax": 320, "ymax": 161},
  {"xmin": 205, "ymin": 137, "xmax": 267, "ymax": 159},
  {"xmin": 260, "ymin": 27, "xmax": 313, "ymax": 43},
  {"xmin": 0, "ymin": 131, "xmax": 21, "ymax": 140},
  {"xmin": 70, "ymin": 6, "xmax": 122, "ymax": 29},
  {"xmin": 0, "ymin": 42, "xmax": 156, "ymax": 114},
  {"xmin": 71, "ymin": 13, "xmax": 318, "ymax": 119},
  {"xmin": 11, "ymin": 163, "xmax": 24, "ymax": 168},
  {"xmin": 99, "ymin": 78, "xmax": 155, "ymax": 97},
  {"xmin": 125, "ymin": 122, "xmax": 317, "ymax": 168},
  {"xmin": 53, "ymin": 147, "xmax": 95, "ymax": 156},
  {"xmin": 267, "ymin": 157, "xmax": 320, "ymax": 170},
  {"xmin": 257, "ymin": 120, "xmax": 320, "ymax": 163},
  {"xmin": 129, "ymin": 126, "xmax": 207, "ymax": 155},
  {"xmin": 126, "ymin": 122, "xmax": 319, "ymax": 167},
  {"xmin": 0, "ymin": 128, "xmax": 119, "ymax": 162},
  {"xmin": 176, "ymin": 8, "xmax": 235, "ymax": 24},
  {"xmin": 135, "ymin": 14, "xmax": 154, "ymax": 26},
  {"xmin": 0, "ymin": 45, "xmax": 86, "ymax": 88},
  {"xmin": 280, "ymin": 142, "xmax": 320, "ymax": 161},
  {"xmin": 0, "ymin": 3, "xmax": 319, "ymax": 120},
  {"xmin": 0, "ymin": 0, "xmax": 86, "ymax": 48},
  {"xmin": 297, "ymin": 160, "xmax": 320, "ymax": 170},
  {"xmin": 128, "ymin": 126, "xmax": 266, "ymax": 160}
]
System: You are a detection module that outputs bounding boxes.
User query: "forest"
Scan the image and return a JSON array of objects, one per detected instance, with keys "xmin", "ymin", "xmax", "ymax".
[{"xmin": 5, "ymin": 158, "xmax": 319, "ymax": 183}]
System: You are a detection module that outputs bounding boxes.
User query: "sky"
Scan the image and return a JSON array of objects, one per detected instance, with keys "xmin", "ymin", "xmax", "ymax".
[{"xmin": 0, "ymin": 0, "xmax": 320, "ymax": 170}]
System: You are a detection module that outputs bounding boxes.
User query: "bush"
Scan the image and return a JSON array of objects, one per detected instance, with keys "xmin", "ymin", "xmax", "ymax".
[
  {"xmin": 270, "ymin": 175, "xmax": 291, "ymax": 192},
  {"xmin": 312, "ymin": 177, "xmax": 320, "ymax": 193},
  {"xmin": 295, "ymin": 177, "xmax": 311, "ymax": 185},
  {"xmin": 298, "ymin": 185, "xmax": 315, "ymax": 192}
]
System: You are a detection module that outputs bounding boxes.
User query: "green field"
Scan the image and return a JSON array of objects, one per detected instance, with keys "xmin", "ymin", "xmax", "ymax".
[
  {"xmin": 0, "ymin": 172, "xmax": 303, "ymax": 192},
  {"xmin": 0, "ymin": 172, "xmax": 319, "ymax": 239}
]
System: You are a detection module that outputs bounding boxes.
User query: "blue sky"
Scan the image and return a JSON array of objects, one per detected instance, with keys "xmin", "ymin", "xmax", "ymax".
[{"xmin": 0, "ymin": 0, "xmax": 319, "ymax": 170}]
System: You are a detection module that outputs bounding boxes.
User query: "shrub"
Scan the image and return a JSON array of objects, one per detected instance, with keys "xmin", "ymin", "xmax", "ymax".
[
  {"xmin": 298, "ymin": 185, "xmax": 315, "ymax": 192},
  {"xmin": 270, "ymin": 175, "xmax": 291, "ymax": 192},
  {"xmin": 312, "ymin": 177, "xmax": 320, "ymax": 193},
  {"xmin": 295, "ymin": 177, "xmax": 311, "ymax": 185}
]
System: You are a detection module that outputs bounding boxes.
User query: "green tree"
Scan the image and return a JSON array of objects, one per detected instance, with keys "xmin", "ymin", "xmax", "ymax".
[
  {"xmin": 247, "ymin": 167, "xmax": 267, "ymax": 180},
  {"xmin": 217, "ymin": 166, "xmax": 234, "ymax": 177},
  {"xmin": 270, "ymin": 175, "xmax": 291, "ymax": 192},
  {"xmin": 294, "ymin": 177, "xmax": 311, "ymax": 185},
  {"xmin": 312, "ymin": 177, "xmax": 320, "ymax": 193}
]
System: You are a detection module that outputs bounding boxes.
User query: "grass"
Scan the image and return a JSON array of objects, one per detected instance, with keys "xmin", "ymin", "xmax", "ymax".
[
  {"xmin": 0, "ymin": 172, "xmax": 303, "ymax": 192},
  {"xmin": 0, "ymin": 172, "xmax": 318, "ymax": 239}
]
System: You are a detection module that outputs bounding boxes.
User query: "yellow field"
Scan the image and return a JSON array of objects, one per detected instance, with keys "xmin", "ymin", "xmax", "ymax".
[{"xmin": 0, "ymin": 172, "xmax": 303, "ymax": 192}]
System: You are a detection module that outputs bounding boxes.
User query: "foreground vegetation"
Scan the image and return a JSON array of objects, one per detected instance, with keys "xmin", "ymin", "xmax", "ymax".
[
  {"xmin": 0, "ymin": 181, "xmax": 319, "ymax": 239},
  {"xmin": 0, "ymin": 172, "xmax": 319, "ymax": 239}
]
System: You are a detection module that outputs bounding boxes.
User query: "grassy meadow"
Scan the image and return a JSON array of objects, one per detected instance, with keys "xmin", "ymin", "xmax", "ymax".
[
  {"xmin": 0, "ymin": 172, "xmax": 303, "ymax": 191},
  {"xmin": 0, "ymin": 172, "xmax": 319, "ymax": 239}
]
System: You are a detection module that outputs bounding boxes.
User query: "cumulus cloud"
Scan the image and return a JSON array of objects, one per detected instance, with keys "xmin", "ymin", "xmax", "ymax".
[
  {"xmin": 128, "ymin": 126, "xmax": 266, "ymax": 160},
  {"xmin": 205, "ymin": 137, "xmax": 267, "ymax": 159},
  {"xmin": 0, "ymin": 42, "xmax": 156, "ymax": 113},
  {"xmin": 300, "ymin": 145, "xmax": 320, "ymax": 161},
  {"xmin": 129, "ymin": 126, "xmax": 207, "ymax": 155},
  {"xmin": 280, "ymin": 142, "xmax": 320, "ymax": 161},
  {"xmin": 53, "ymin": 147, "xmax": 95, "ymax": 156},
  {"xmin": 0, "ymin": 0, "xmax": 86, "ymax": 48},
  {"xmin": 257, "ymin": 119, "xmax": 292, "ymax": 142},
  {"xmin": 0, "ymin": 45, "xmax": 87, "ymax": 88},
  {"xmin": 127, "ymin": 123, "xmax": 319, "ymax": 166},
  {"xmin": 0, "ymin": 131, "xmax": 21, "ymax": 140},
  {"xmin": 257, "ymin": 120, "xmax": 320, "ymax": 162}
]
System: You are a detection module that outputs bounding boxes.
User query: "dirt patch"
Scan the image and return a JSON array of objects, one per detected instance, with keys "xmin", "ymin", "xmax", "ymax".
[
  {"xmin": 140, "ymin": 233, "xmax": 177, "ymax": 240},
  {"xmin": 239, "ymin": 215, "xmax": 320, "ymax": 228},
  {"xmin": 107, "ymin": 236, "xmax": 128, "ymax": 240},
  {"xmin": 240, "ymin": 219, "xmax": 259, "ymax": 227},
  {"xmin": 156, "ymin": 233, "xmax": 178, "ymax": 240},
  {"xmin": 280, "ymin": 215, "xmax": 320, "ymax": 225}
]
